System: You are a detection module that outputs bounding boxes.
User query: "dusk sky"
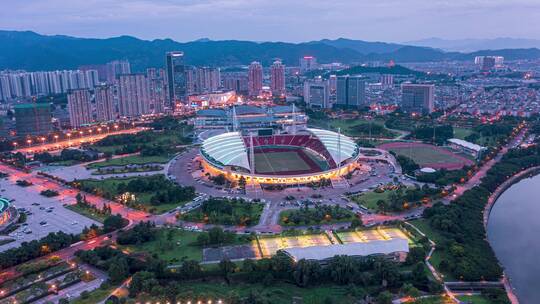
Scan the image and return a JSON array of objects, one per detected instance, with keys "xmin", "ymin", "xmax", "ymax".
[{"xmin": 1, "ymin": 0, "xmax": 540, "ymax": 42}]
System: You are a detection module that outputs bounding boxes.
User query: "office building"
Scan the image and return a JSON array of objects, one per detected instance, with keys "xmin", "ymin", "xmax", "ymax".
[
  {"xmin": 248, "ymin": 61, "xmax": 263, "ymax": 97},
  {"xmin": 304, "ymin": 79, "xmax": 330, "ymax": 109},
  {"xmin": 14, "ymin": 103, "xmax": 53, "ymax": 136},
  {"xmin": 118, "ymin": 74, "xmax": 150, "ymax": 118},
  {"xmin": 68, "ymin": 89, "xmax": 93, "ymax": 127},
  {"xmin": 300, "ymin": 56, "xmax": 318, "ymax": 73},
  {"xmin": 95, "ymin": 85, "xmax": 116, "ymax": 122},
  {"xmin": 165, "ymin": 51, "xmax": 187, "ymax": 106},
  {"xmin": 147, "ymin": 68, "xmax": 167, "ymax": 114},
  {"xmin": 401, "ymin": 84, "xmax": 434, "ymax": 114},
  {"xmin": 270, "ymin": 59, "xmax": 286, "ymax": 96},
  {"xmin": 336, "ymin": 76, "xmax": 366, "ymax": 108}
]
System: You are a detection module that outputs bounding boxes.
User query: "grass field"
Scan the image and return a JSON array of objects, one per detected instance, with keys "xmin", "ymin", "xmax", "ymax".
[
  {"xmin": 87, "ymin": 154, "xmax": 172, "ymax": 169},
  {"xmin": 71, "ymin": 285, "xmax": 116, "ymax": 304},
  {"xmin": 350, "ymin": 189, "xmax": 396, "ymax": 210},
  {"xmin": 453, "ymin": 127, "xmax": 474, "ymax": 140},
  {"xmin": 254, "ymin": 151, "xmax": 311, "ymax": 173},
  {"xmin": 379, "ymin": 142, "xmax": 473, "ymax": 170},
  {"xmin": 310, "ymin": 118, "xmax": 398, "ymax": 139}
]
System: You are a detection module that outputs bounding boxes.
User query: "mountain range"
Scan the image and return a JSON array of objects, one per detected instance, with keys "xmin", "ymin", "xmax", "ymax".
[
  {"xmin": 407, "ymin": 37, "xmax": 540, "ymax": 52},
  {"xmin": 1, "ymin": 31, "xmax": 540, "ymax": 72}
]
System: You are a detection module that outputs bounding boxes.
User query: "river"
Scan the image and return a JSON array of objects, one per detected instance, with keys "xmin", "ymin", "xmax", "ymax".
[{"xmin": 487, "ymin": 173, "xmax": 540, "ymax": 304}]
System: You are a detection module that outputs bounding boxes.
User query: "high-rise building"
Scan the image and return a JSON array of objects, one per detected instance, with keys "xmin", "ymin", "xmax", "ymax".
[
  {"xmin": 165, "ymin": 51, "xmax": 187, "ymax": 106},
  {"xmin": 336, "ymin": 76, "xmax": 366, "ymax": 108},
  {"xmin": 300, "ymin": 56, "xmax": 318, "ymax": 73},
  {"xmin": 68, "ymin": 89, "xmax": 93, "ymax": 127},
  {"xmin": 106, "ymin": 60, "xmax": 131, "ymax": 83},
  {"xmin": 304, "ymin": 79, "xmax": 330, "ymax": 109},
  {"xmin": 95, "ymin": 85, "xmax": 116, "ymax": 122},
  {"xmin": 222, "ymin": 73, "xmax": 248, "ymax": 95},
  {"xmin": 270, "ymin": 59, "xmax": 286, "ymax": 96},
  {"xmin": 147, "ymin": 68, "xmax": 167, "ymax": 114},
  {"xmin": 248, "ymin": 61, "xmax": 263, "ymax": 97},
  {"xmin": 401, "ymin": 83, "xmax": 434, "ymax": 114},
  {"xmin": 195, "ymin": 67, "xmax": 221, "ymax": 93},
  {"xmin": 380, "ymin": 74, "xmax": 394, "ymax": 88},
  {"xmin": 14, "ymin": 103, "xmax": 53, "ymax": 136},
  {"xmin": 118, "ymin": 74, "xmax": 150, "ymax": 118}
]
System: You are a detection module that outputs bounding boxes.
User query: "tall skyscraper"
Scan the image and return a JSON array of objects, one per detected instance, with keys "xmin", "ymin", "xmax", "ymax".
[
  {"xmin": 336, "ymin": 76, "xmax": 366, "ymax": 108},
  {"xmin": 118, "ymin": 74, "xmax": 150, "ymax": 118},
  {"xmin": 68, "ymin": 89, "xmax": 93, "ymax": 127},
  {"xmin": 222, "ymin": 73, "xmax": 248, "ymax": 95},
  {"xmin": 106, "ymin": 60, "xmax": 131, "ymax": 83},
  {"xmin": 95, "ymin": 85, "xmax": 116, "ymax": 122},
  {"xmin": 248, "ymin": 61, "xmax": 263, "ymax": 97},
  {"xmin": 300, "ymin": 56, "xmax": 318, "ymax": 73},
  {"xmin": 165, "ymin": 51, "xmax": 186, "ymax": 106},
  {"xmin": 14, "ymin": 103, "xmax": 53, "ymax": 136},
  {"xmin": 401, "ymin": 83, "xmax": 435, "ymax": 114},
  {"xmin": 270, "ymin": 59, "xmax": 286, "ymax": 96},
  {"xmin": 304, "ymin": 79, "xmax": 330, "ymax": 109}
]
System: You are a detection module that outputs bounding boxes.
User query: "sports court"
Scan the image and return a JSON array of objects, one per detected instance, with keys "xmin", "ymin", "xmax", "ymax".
[
  {"xmin": 378, "ymin": 142, "xmax": 474, "ymax": 170},
  {"xmin": 336, "ymin": 228, "xmax": 411, "ymax": 245},
  {"xmin": 258, "ymin": 233, "xmax": 333, "ymax": 258},
  {"xmin": 253, "ymin": 147, "xmax": 325, "ymax": 175}
]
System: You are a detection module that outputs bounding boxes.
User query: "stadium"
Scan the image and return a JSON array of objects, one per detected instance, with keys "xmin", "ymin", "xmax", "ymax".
[
  {"xmin": 0, "ymin": 197, "xmax": 13, "ymax": 227},
  {"xmin": 199, "ymin": 128, "xmax": 361, "ymax": 185}
]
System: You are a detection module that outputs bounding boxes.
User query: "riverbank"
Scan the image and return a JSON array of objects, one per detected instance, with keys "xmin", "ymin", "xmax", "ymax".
[{"xmin": 483, "ymin": 166, "xmax": 540, "ymax": 304}]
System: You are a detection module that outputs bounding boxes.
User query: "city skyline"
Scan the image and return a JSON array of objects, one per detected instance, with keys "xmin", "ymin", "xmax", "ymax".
[{"xmin": 2, "ymin": 0, "xmax": 540, "ymax": 43}]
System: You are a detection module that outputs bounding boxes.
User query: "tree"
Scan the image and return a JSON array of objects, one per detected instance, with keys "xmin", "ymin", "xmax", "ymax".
[
  {"xmin": 350, "ymin": 217, "xmax": 363, "ymax": 228},
  {"xmin": 292, "ymin": 259, "xmax": 321, "ymax": 287},
  {"xmin": 196, "ymin": 232, "xmax": 210, "ymax": 246},
  {"xmin": 376, "ymin": 291, "xmax": 393, "ymax": 304},
  {"xmin": 129, "ymin": 271, "xmax": 158, "ymax": 297},
  {"xmin": 103, "ymin": 214, "xmax": 127, "ymax": 232},
  {"xmin": 108, "ymin": 257, "xmax": 129, "ymax": 284},
  {"xmin": 219, "ymin": 258, "xmax": 236, "ymax": 277}
]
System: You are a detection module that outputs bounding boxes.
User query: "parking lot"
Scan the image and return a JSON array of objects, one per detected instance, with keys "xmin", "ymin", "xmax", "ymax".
[{"xmin": 0, "ymin": 177, "xmax": 100, "ymax": 251}]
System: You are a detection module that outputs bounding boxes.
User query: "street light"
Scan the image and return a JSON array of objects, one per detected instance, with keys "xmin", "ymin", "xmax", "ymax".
[{"xmin": 26, "ymin": 139, "xmax": 32, "ymax": 147}]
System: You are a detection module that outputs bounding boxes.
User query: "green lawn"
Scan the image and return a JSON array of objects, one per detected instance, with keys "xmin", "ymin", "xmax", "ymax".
[
  {"xmin": 87, "ymin": 154, "xmax": 172, "ymax": 169},
  {"xmin": 456, "ymin": 295, "xmax": 493, "ymax": 304},
  {"xmin": 453, "ymin": 127, "xmax": 474, "ymax": 140},
  {"xmin": 388, "ymin": 146, "xmax": 465, "ymax": 167},
  {"xmin": 135, "ymin": 282, "xmax": 359, "ymax": 304},
  {"xmin": 71, "ymin": 285, "xmax": 116, "ymax": 304},
  {"xmin": 350, "ymin": 189, "xmax": 395, "ymax": 210},
  {"xmin": 182, "ymin": 200, "xmax": 264, "ymax": 226},
  {"xmin": 65, "ymin": 204, "xmax": 107, "ymax": 223},
  {"xmin": 121, "ymin": 229, "xmax": 204, "ymax": 262}
]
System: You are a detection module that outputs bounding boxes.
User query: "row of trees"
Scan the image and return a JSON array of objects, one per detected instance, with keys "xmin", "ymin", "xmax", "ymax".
[{"xmin": 34, "ymin": 149, "xmax": 98, "ymax": 164}]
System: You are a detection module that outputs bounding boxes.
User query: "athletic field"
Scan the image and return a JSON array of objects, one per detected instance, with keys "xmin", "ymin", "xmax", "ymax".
[
  {"xmin": 378, "ymin": 142, "xmax": 474, "ymax": 170},
  {"xmin": 258, "ymin": 233, "xmax": 333, "ymax": 258},
  {"xmin": 253, "ymin": 148, "xmax": 324, "ymax": 175}
]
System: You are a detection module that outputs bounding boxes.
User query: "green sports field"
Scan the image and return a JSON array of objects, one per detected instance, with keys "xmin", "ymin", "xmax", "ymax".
[{"xmin": 254, "ymin": 151, "xmax": 311, "ymax": 174}]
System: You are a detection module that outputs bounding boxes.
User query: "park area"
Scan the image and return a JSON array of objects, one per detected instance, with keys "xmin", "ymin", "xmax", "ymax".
[
  {"xmin": 310, "ymin": 117, "xmax": 399, "ymax": 139},
  {"xmin": 76, "ymin": 174, "xmax": 195, "ymax": 214},
  {"xmin": 378, "ymin": 142, "xmax": 474, "ymax": 170}
]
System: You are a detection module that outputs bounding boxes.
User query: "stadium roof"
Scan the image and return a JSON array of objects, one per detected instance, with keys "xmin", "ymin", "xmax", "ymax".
[
  {"xmin": 448, "ymin": 138, "xmax": 486, "ymax": 152},
  {"xmin": 235, "ymin": 105, "xmax": 266, "ymax": 115},
  {"xmin": 201, "ymin": 128, "xmax": 359, "ymax": 172},
  {"xmin": 200, "ymin": 132, "xmax": 250, "ymax": 170},
  {"xmin": 282, "ymin": 238, "xmax": 409, "ymax": 262},
  {"xmin": 306, "ymin": 128, "xmax": 358, "ymax": 165}
]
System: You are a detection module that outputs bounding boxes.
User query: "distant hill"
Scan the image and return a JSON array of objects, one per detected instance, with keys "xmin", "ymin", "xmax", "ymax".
[
  {"xmin": 1, "ymin": 31, "xmax": 540, "ymax": 72},
  {"xmin": 408, "ymin": 37, "xmax": 540, "ymax": 52}
]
